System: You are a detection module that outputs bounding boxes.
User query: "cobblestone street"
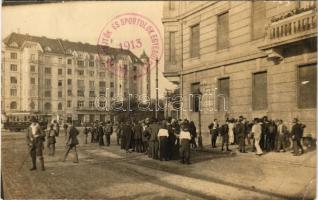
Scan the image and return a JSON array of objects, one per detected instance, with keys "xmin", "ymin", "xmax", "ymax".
[{"xmin": 2, "ymin": 129, "xmax": 316, "ymax": 200}]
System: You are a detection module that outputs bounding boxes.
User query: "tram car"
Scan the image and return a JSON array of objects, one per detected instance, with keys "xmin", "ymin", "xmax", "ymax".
[{"xmin": 3, "ymin": 112, "xmax": 51, "ymax": 132}]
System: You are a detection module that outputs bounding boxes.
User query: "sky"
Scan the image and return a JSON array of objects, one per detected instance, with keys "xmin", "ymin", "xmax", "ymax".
[{"xmin": 2, "ymin": 1, "xmax": 176, "ymax": 98}]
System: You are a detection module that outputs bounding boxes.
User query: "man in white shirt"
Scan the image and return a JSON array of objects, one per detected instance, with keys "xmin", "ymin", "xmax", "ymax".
[
  {"xmin": 251, "ymin": 118, "xmax": 263, "ymax": 156},
  {"xmin": 179, "ymin": 122, "xmax": 191, "ymax": 164},
  {"xmin": 157, "ymin": 121, "xmax": 169, "ymax": 161},
  {"xmin": 26, "ymin": 117, "xmax": 46, "ymax": 171}
]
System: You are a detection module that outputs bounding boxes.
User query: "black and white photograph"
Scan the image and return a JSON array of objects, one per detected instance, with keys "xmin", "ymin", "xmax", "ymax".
[{"xmin": 1, "ymin": 1, "xmax": 317, "ymax": 199}]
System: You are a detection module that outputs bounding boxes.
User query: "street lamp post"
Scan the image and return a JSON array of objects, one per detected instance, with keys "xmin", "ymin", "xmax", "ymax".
[
  {"xmin": 198, "ymin": 89, "xmax": 203, "ymax": 149},
  {"xmin": 155, "ymin": 57, "xmax": 159, "ymax": 120}
]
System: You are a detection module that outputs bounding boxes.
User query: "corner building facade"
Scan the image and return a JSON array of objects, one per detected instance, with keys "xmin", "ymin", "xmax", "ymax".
[
  {"xmin": 162, "ymin": 1, "xmax": 317, "ymax": 137},
  {"xmin": 2, "ymin": 33, "xmax": 151, "ymax": 123}
]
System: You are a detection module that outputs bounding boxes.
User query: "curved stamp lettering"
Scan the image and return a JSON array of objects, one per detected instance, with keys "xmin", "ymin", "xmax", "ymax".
[{"xmin": 97, "ymin": 12, "xmax": 163, "ymax": 78}]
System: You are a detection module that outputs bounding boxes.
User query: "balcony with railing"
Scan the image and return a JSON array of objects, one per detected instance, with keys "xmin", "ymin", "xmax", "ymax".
[{"xmin": 261, "ymin": 7, "xmax": 317, "ymax": 50}]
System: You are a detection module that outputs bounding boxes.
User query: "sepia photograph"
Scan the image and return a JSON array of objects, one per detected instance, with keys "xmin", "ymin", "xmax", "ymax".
[{"xmin": 1, "ymin": 1, "xmax": 317, "ymax": 199}]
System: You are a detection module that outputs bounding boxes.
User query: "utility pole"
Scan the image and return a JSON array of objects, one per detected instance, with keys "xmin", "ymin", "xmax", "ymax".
[
  {"xmin": 198, "ymin": 89, "xmax": 203, "ymax": 149},
  {"xmin": 155, "ymin": 57, "xmax": 159, "ymax": 120}
]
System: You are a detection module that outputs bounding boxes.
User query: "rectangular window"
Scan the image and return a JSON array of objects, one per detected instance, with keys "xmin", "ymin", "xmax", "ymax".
[
  {"xmin": 190, "ymin": 24, "xmax": 200, "ymax": 58},
  {"xmin": 100, "ymin": 101, "xmax": 106, "ymax": 107},
  {"xmin": 45, "ymin": 91, "xmax": 51, "ymax": 97},
  {"xmin": 77, "ymin": 80, "xmax": 85, "ymax": 88},
  {"xmin": 99, "ymin": 72, "xmax": 106, "ymax": 77},
  {"xmin": 298, "ymin": 64, "xmax": 317, "ymax": 108},
  {"xmin": 110, "ymin": 91, "xmax": 114, "ymax": 97},
  {"xmin": 58, "ymin": 68, "xmax": 63, "ymax": 75},
  {"xmin": 10, "ymin": 89, "xmax": 17, "ymax": 96},
  {"xmin": 67, "ymin": 69, "xmax": 72, "ymax": 75},
  {"xmin": 252, "ymin": 71, "xmax": 267, "ymax": 110},
  {"xmin": 89, "ymin": 71, "xmax": 94, "ymax": 76},
  {"xmin": 67, "ymin": 101, "xmax": 72, "ymax": 107},
  {"xmin": 67, "ymin": 59, "xmax": 72, "ymax": 65},
  {"xmin": 58, "ymin": 91, "xmax": 63, "ymax": 98},
  {"xmin": 58, "ymin": 57, "xmax": 62, "ymax": 64},
  {"xmin": 10, "ymin": 52, "xmax": 17, "ymax": 59},
  {"xmin": 77, "ymin": 60, "xmax": 84, "ymax": 67},
  {"xmin": 30, "ymin": 65, "xmax": 36, "ymax": 72},
  {"xmin": 89, "ymin": 61, "xmax": 94, "ymax": 67},
  {"xmin": 89, "ymin": 101, "xmax": 95, "ymax": 108},
  {"xmin": 45, "ymin": 67, "xmax": 51, "ymax": 74},
  {"xmin": 190, "ymin": 82, "xmax": 201, "ymax": 112},
  {"xmin": 30, "ymin": 78, "xmax": 36, "ymax": 84},
  {"xmin": 30, "ymin": 54, "xmax": 35, "ymax": 61},
  {"xmin": 77, "ymin": 101, "xmax": 84, "ymax": 108},
  {"xmin": 58, "ymin": 80, "xmax": 63, "ymax": 87},
  {"xmin": 252, "ymin": 1, "xmax": 266, "ymax": 40},
  {"xmin": 89, "ymin": 91, "xmax": 95, "ymax": 97},
  {"xmin": 89, "ymin": 81, "xmax": 95, "ymax": 88},
  {"xmin": 67, "ymin": 90, "xmax": 72, "ymax": 96},
  {"xmin": 99, "ymin": 81, "xmax": 106, "ymax": 87},
  {"xmin": 45, "ymin": 79, "xmax": 51, "ymax": 87},
  {"xmin": 217, "ymin": 12, "xmax": 229, "ymax": 50},
  {"xmin": 10, "ymin": 64, "xmax": 17, "ymax": 71},
  {"xmin": 110, "ymin": 82, "xmax": 114, "ymax": 88},
  {"xmin": 10, "ymin": 77, "xmax": 17, "ymax": 84},
  {"xmin": 67, "ymin": 79, "xmax": 72, "ymax": 85},
  {"xmin": 78, "ymin": 70, "xmax": 84, "ymax": 76},
  {"xmin": 99, "ymin": 91, "xmax": 106, "ymax": 96},
  {"xmin": 218, "ymin": 77, "xmax": 230, "ymax": 111},
  {"xmin": 169, "ymin": 32, "xmax": 176, "ymax": 63},
  {"xmin": 77, "ymin": 90, "xmax": 85, "ymax": 97}
]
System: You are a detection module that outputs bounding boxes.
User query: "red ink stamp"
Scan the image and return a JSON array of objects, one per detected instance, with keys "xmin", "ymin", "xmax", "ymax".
[{"xmin": 97, "ymin": 13, "xmax": 163, "ymax": 78}]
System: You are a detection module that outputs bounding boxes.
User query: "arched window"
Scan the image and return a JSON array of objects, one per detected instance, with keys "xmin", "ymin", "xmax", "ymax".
[
  {"xmin": 58, "ymin": 103, "xmax": 63, "ymax": 110},
  {"xmin": 10, "ymin": 102, "xmax": 17, "ymax": 109},
  {"xmin": 44, "ymin": 103, "xmax": 51, "ymax": 111}
]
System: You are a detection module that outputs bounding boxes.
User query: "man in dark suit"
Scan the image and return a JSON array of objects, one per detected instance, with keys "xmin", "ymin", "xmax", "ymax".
[
  {"xmin": 133, "ymin": 121, "xmax": 143, "ymax": 153},
  {"xmin": 261, "ymin": 116, "xmax": 270, "ymax": 151},
  {"xmin": 26, "ymin": 117, "xmax": 46, "ymax": 171},
  {"xmin": 104, "ymin": 121, "xmax": 113, "ymax": 146},
  {"xmin": 62, "ymin": 119, "xmax": 79, "ymax": 163},
  {"xmin": 236, "ymin": 116, "xmax": 247, "ymax": 153},
  {"xmin": 208, "ymin": 119, "xmax": 219, "ymax": 148},
  {"xmin": 141, "ymin": 120, "xmax": 150, "ymax": 154},
  {"xmin": 220, "ymin": 120, "xmax": 230, "ymax": 152},
  {"xmin": 98, "ymin": 122, "xmax": 105, "ymax": 146},
  {"xmin": 122, "ymin": 121, "xmax": 133, "ymax": 153},
  {"xmin": 291, "ymin": 118, "xmax": 305, "ymax": 156},
  {"xmin": 148, "ymin": 119, "xmax": 160, "ymax": 159}
]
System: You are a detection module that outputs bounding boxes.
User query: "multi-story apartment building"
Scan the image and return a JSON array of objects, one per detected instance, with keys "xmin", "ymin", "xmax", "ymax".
[
  {"xmin": 2, "ymin": 33, "xmax": 151, "ymax": 123},
  {"xmin": 162, "ymin": 1, "xmax": 317, "ymax": 137}
]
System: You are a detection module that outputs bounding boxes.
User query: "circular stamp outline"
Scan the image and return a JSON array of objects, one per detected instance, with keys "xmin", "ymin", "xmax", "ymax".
[{"xmin": 97, "ymin": 12, "xmax": 163, "ymax": 78}]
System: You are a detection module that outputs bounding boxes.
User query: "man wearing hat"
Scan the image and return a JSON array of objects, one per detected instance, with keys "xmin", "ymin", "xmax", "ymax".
[
  {"xmin": 104, "ymin": 121, "xmax": 113, "ymax": 146},
  {"xmin": 97, "ymin": 121, "xmax": 105, "ymax": 147},
  {"xmin": 63, "ymin": 119, "xmax": 79, "ymax": 163},
  {"xmin": 179, "ymin": 122, "xmax": 191, "ymax": 164},
  {"xmin": 236, "ymin": 116, "xmax": 247, "ymax": 153},
  {"xmin": 148, "ymin": 119, "xmax": 160, "ymax": 159},
  {"xmin": 133, "ymin": 121, "xmax": 143, "ymax": 153},
  {"xmin": 26, "ymin": 116, "xmax": 46, "ymax": 171},
  {"xmin": 291, "ymin": 118, "xmax": 305, "ymax": 156}
]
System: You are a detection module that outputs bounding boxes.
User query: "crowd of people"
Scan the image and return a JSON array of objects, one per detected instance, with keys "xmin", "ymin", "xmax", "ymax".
[
  {"xmin": 208, "ymin": 116, "xmax": 307, "ymax": 156},
  {"xmin": 25, "ymin": 115, "xmax": 307, "ymax": 171},
  {"xmin": 83, "ymin": 118, "xmax": 196, "ymax": 164}
]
